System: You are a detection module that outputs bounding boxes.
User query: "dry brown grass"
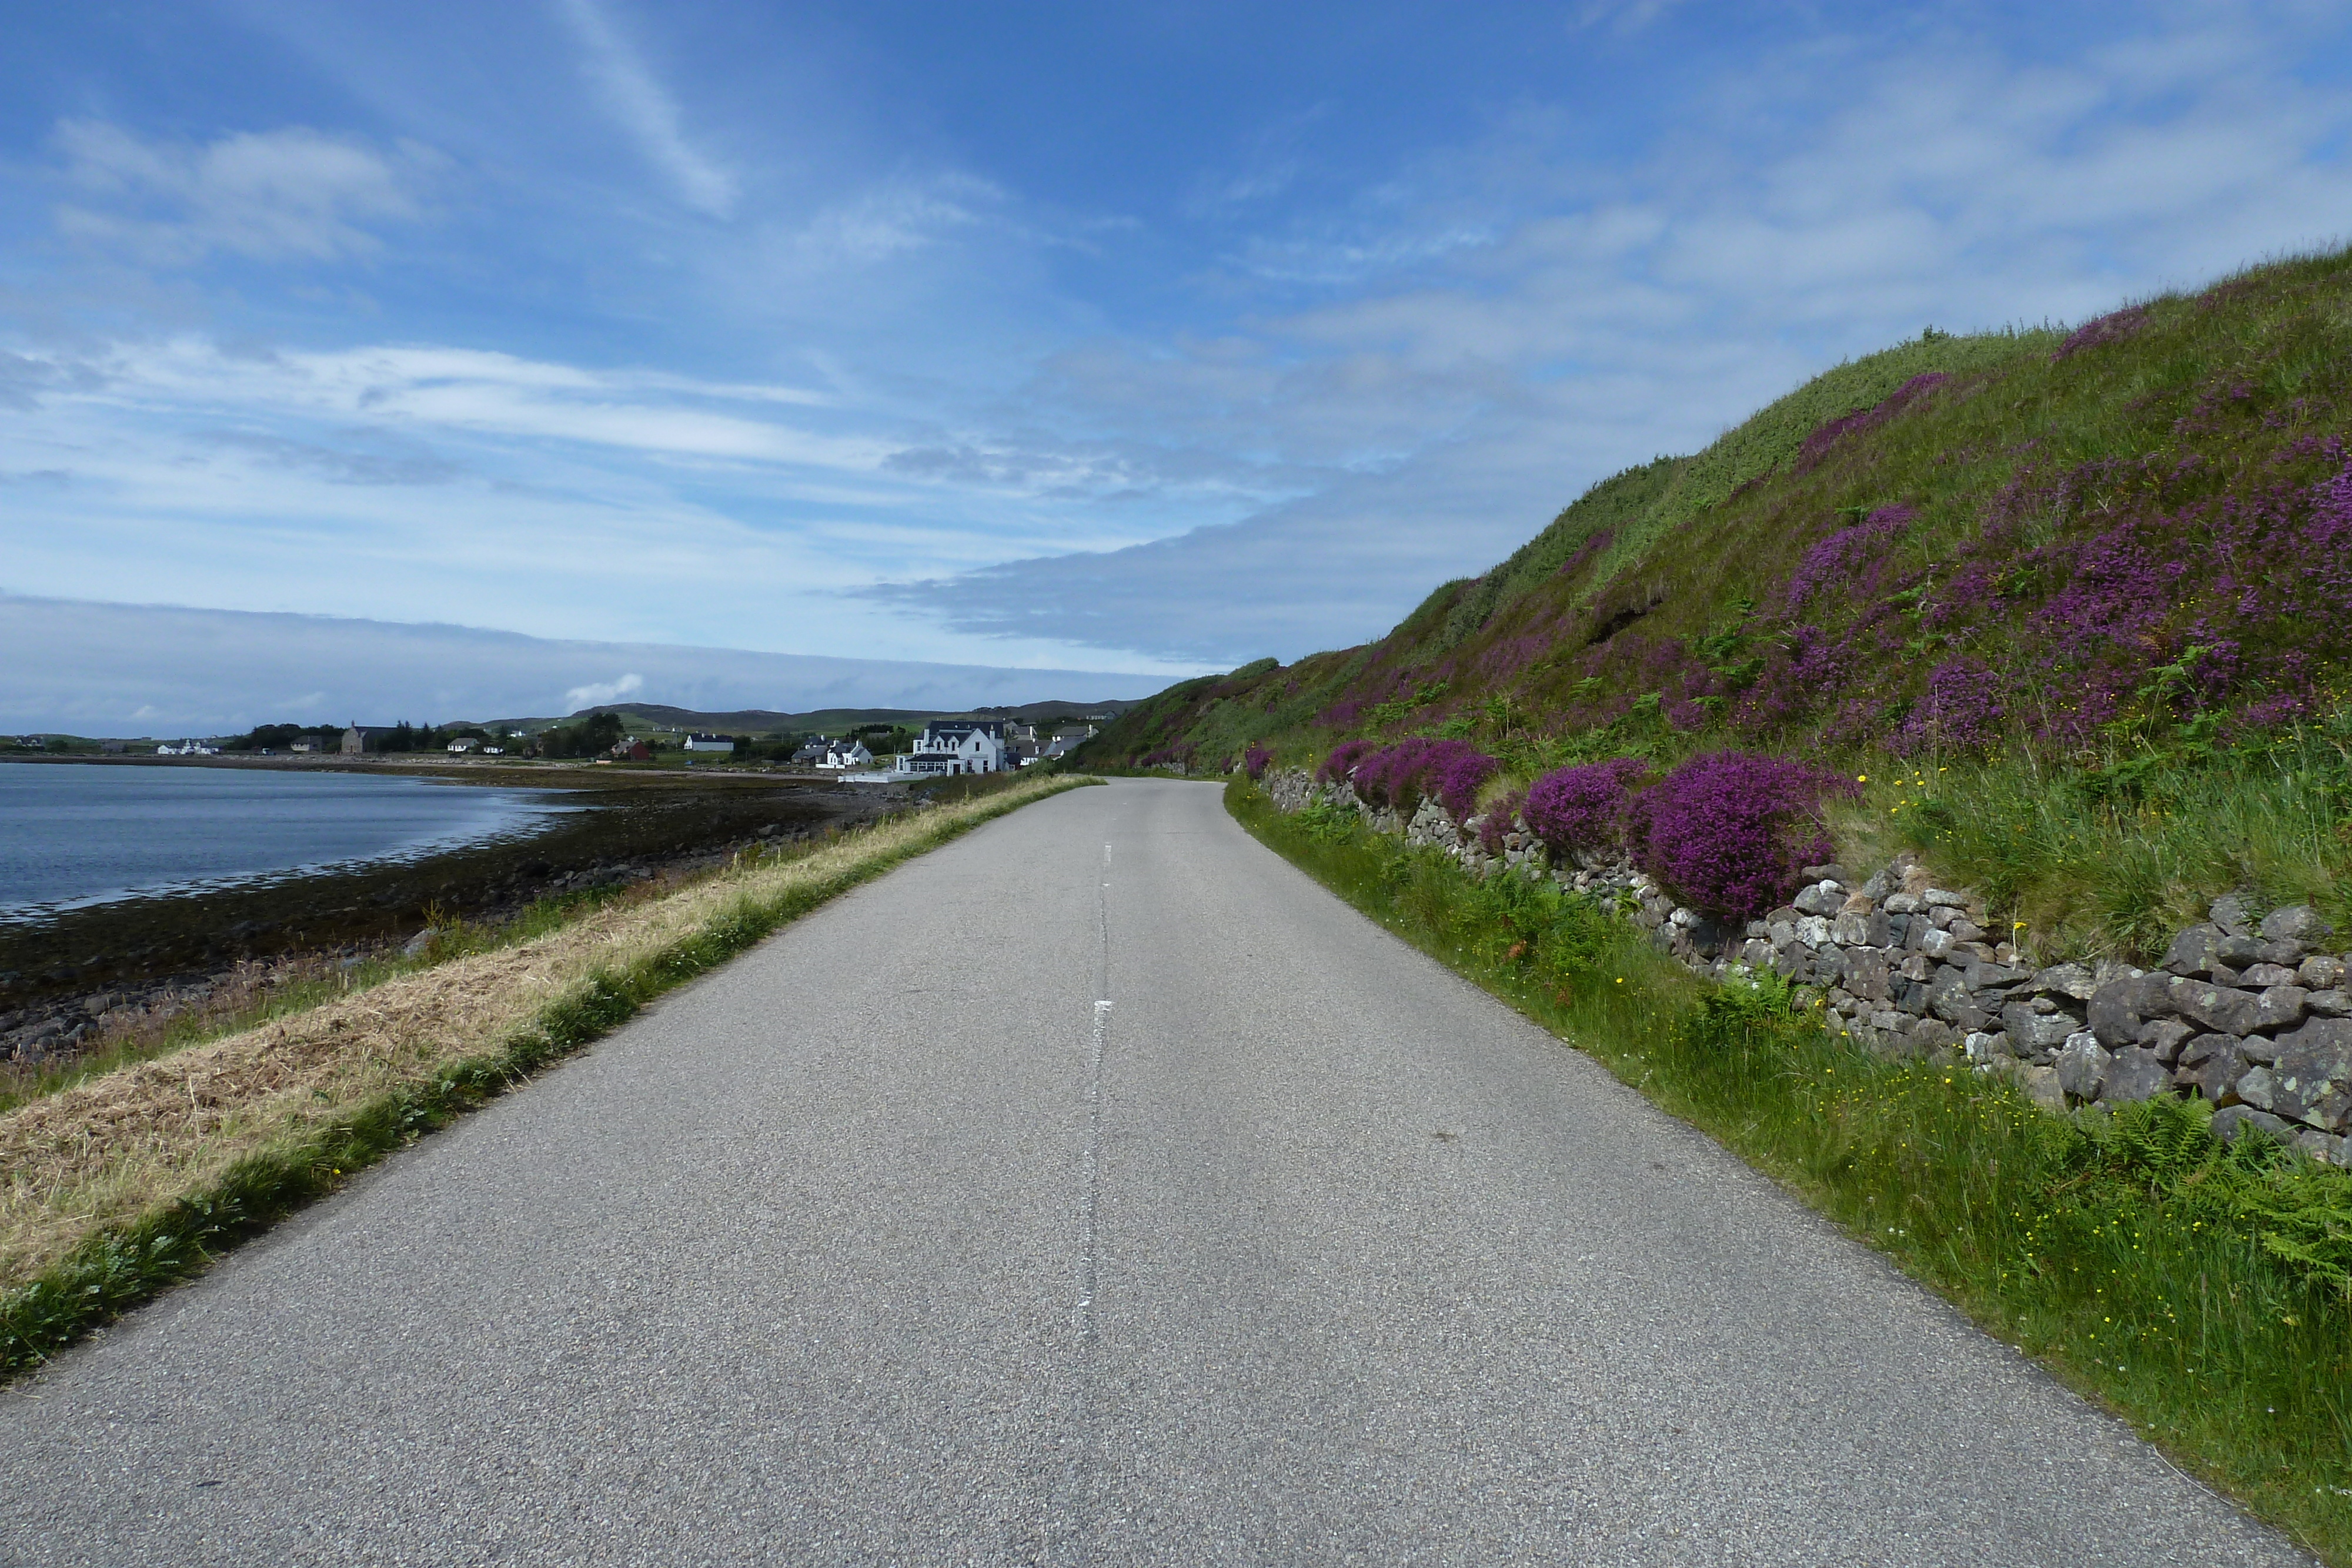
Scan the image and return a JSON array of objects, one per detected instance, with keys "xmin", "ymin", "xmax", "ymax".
[{"xmin": 0, "ymin": 777, "xmax": 1077, "ymax": 1292}]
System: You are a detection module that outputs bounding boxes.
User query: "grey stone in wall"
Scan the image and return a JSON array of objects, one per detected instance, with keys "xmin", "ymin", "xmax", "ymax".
[
  {"xmin": 2030, "ymin": 962, "xmax": 2099, "ymax": 1001},
  {"xmin": 1793, "ymin": 881, "xmax": 1843, "ymax": 917},
  {"xmin": 2104, "ymin": 1047, "xmax": 2171, "ymax": 1104},
  {"xmin": 2297, "ymin": 1129, "xmax": 2349, "ymax": 1164},
  {"xmin": 2163, "ymin": 925, "xmax": 2227, "ymax": 978},
  {"xmin": 2261, "ymin": 1017, "xmax": 2352, "ymax": 1132},
  {"xmin": 2167, "ymin": 978, "xmax": 2266, "ymax": 1037},
  {"xmin": 1908, "ymin": 1018, "xmax": 1959, "ymax": 1053},
  {"xmin": 2219, "ymin": 932, "xmax": 2267, "ymax": 968},
  {"xmin": 2003, "ymin": 1004, "xmax": 2079, "ymax": 1056},
  {"xmin": 2213, "ymin": 1104, "xmax": 2291, "ymax": 1145},
  {"xmin": 2139, "ymin": 1018, "xmax": 2194, "ymax": 1063},
  {"xmin": 2056, "ymin": 1032, "xmax": 2110, "ymax": 1099},
  {"xmin": 2087, "ymin": 971, "xmax": 2170, "ymax": 1048},
  {"xmin": 2262, "ymin": 902, "xmax": 2334, "ymax": 947},
  {"xmin": 2174, "ymin": 1036, "xmax": 2244, "ymax": 1101},
  {"xmin": 1842, "ymin": 948, "xmax": 1892, "ymax": 1005}
]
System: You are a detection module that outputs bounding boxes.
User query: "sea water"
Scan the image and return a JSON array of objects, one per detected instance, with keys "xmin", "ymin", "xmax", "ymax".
[{"xmin": 0, "ymin": 764, "xmax": 570, "ymax": 920}]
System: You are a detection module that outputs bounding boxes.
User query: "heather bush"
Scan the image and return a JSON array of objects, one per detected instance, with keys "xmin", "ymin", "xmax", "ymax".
[
  {"xmin": 1350, "ymin": 738, "xmax": 1496, "ymax": 817},
  {"xmin": 1522, "ymin": 757, "xmax": 1649, "ymax": 858},
  {"xmin": 1793, "ymin": 373, "xmax": 1948, "ymax": 473},
  {"xmin": 1351, "ymin": 737, "xmax": 1438, "ymax": 809},
  {"xmin": 1784, "ymin": 504, "xmax": 1916, "ymax": 612},
  {"xmin": 1896, "ymin": 658, "xmax": 2008, "ymax": 753},
  {"xmin": 1427, "ymin": 741, "xmax": 1498, "ymax": 818},
  {"xmin": 1629, "ymin": 751, "xmax": 1856, "ymax": 921},
  {"xmin": 1317, "ymin": 738, "xmax": 1378, "ymax": 784},
  {"xmin": 1243, "ymin": 741, "xmax": 1274, "ymax": 781},
  {"xmin": 2050, "ymin": 304, "xmax": 2149, "ymax": 361},
  {"xmin": 1476, "ymin": 787, "xmax": 1526, "ymax": 855}
]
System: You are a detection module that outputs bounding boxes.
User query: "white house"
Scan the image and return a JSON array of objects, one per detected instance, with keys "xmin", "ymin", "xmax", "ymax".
[
  {"xmin": 891, "ymin": 719, "xmax": 1005, "ymax": 777},
  {"xmin": 817, "ymin": 738, "xmax": 874, "ymax": 770},
  {"xmin": 446, "ymin": 737, "xmax": 480, "ymax": 753},
  {"xmin": 682, "ymin": 733, "xmax": 734, "ymax": 754}
]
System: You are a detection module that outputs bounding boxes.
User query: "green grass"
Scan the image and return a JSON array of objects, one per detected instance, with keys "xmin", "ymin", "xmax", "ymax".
[
  {"xmin": 1839, "ymin": 714, "xmax": 2352, "ymax": 964},
  {"xmin": 0, "ymin": 776, "xmax": 1100, "ymax": 1379},
  {"xmin": 1230, "ymin": 777, "xmax": 2352, "ymax": 1562}
]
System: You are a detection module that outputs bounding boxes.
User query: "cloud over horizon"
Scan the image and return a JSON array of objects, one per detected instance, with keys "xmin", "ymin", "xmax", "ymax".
[{"xmin": 0, "ymin": 596, "xmax": 1156, "ymax": 736}]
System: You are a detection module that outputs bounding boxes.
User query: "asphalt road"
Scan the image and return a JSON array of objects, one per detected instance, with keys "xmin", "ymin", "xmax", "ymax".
[{"xmin": 0, "ymin": 779, "xmax": 2310, "ymax": 1566}]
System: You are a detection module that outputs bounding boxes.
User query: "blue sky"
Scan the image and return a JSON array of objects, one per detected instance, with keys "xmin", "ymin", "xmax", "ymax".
[{"xmin": 4, "ymin": 1, "xmax": 2350, "ymax": 729}]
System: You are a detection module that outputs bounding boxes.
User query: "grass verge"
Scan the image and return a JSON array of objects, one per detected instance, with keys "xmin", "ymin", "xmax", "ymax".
[
  {"xmin": 0, "ymin": 883, "xmax": 651, "ymax": 1118},
  {"xmin": 1830, "ymin": 715, "xmax": 2352, "ymax": 966},
  {"xmin": 1, "ymin": 774, "xmax": 1096, "ymax": 1378},
  {"xmin": 1230, "ymin": 778, "xmax": 2352, "ymax": 1563}
]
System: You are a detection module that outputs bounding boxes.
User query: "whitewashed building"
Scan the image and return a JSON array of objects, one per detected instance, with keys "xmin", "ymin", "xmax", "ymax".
[
  {"xmin": 817, "ymin": 739, "xmax": 874, "ymax": 770},
  {"xmin": 891, "ymin": 719, "xmax": 1005, "ymax": 777},
  {"xmin": 682, "ymin": 733, "xmax": 734, "ymax": 754}
]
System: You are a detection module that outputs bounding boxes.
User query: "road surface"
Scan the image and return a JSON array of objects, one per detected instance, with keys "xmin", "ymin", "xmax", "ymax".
[{"xmin": 0, "ymin": 779, "xmax": 2308, "ymax": 1565}]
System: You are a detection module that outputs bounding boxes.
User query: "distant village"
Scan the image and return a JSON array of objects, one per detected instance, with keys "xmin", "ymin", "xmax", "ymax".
[{"xmin": 10, "ymin": 710, "xmax": 1108, "ymax": 777}]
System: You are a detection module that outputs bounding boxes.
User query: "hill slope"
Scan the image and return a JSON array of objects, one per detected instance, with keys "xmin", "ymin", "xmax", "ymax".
[{"xmin": 1083, "ymin": 247, "xmax": 2352, "ymax": 955}]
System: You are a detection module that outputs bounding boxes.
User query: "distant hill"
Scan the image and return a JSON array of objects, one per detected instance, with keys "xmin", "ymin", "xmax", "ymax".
[
  {"xmin": 1085, "ymin": 246, "xmax": 2352, "ymax": 775},
  {"xmin": 476, "ymin": 698, "xmax": 1132, "ymax": 736}
]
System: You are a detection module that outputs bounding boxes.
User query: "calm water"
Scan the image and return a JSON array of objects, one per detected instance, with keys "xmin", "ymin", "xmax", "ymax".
[{"xmin": 0, "ymin": 764, "xmax": 571, "ymax": 920}]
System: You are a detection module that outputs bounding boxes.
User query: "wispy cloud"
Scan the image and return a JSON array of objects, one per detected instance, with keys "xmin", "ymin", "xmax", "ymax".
[
  {"xmin": 550, "ymin": 0, "xmax": 738, "ymax": 218},
  {"xmin": 50, "ymin": 120, "xmax": 439, "ymax": 265},
  {"xmin": 202, "ymin": 428, "xmax": 465, "ymax": 487},
  {"xmin": 1575, "ymin": 0, "xmax": 1688, "ymax": 36},
  {"xmin": 563, "ymin": 671, "xmax": 643, "ymax": 708},
  {"xmin": 35, "ymin": 337, "xmax": 875, "ymax": 471},
  {"xmin": 789, "ymin": 175, "xmax": 997, "ymax": 263}
]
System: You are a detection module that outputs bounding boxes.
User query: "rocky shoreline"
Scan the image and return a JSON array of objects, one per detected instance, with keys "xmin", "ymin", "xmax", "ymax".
[{"xmin": 1, "ymin": 776, "xmax": 898, "ymax": 1071}]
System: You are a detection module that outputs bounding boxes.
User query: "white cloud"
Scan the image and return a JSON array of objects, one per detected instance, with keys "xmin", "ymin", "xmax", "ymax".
[
  {"xmin": 790, "ymin": 175, "xmax": 997, "ymax": 263},
  {"xmin": 32, "ymin": 337, "xmax": 876, "ymax": 472},
  {"xmin": 563, "ymin": 671, "xmax": 643, "ymax": 708},
  {"xmin": 550, "ymin": 0, "xmax": 738, "ymax": 218},
  {"xmin": 0, "ymin": 332, "xmax": 1213, "ymax": 677},
  {"xmin": 50, "ymin": 120, "xmax": 437, "ymax": 265}
]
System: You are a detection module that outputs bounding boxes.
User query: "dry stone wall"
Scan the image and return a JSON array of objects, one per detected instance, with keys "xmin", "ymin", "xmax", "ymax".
[{"xmin": 1263, "ymin": 766, "xmax": 2350, "ymax": 1166}]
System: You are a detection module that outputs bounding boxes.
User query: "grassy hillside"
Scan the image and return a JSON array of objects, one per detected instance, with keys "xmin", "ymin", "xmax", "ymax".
[{"xmin": 1083, "ymin": 247, "xmax": 2352, "ymax": 958}]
